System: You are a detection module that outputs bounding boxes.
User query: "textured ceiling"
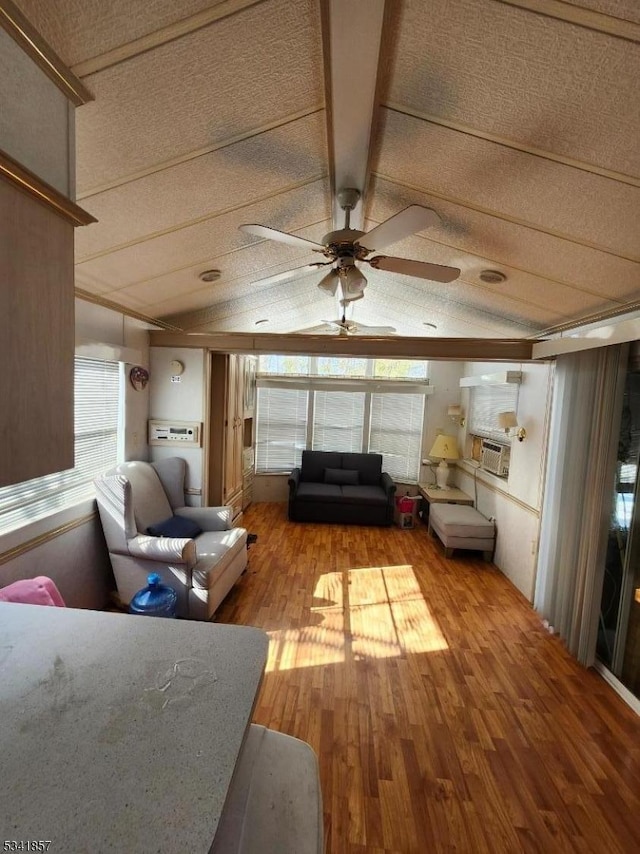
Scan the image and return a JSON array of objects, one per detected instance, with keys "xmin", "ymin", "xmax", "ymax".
[{"xmin": 16, "ymin": 0, "xmax": 640, "ymax": 340}]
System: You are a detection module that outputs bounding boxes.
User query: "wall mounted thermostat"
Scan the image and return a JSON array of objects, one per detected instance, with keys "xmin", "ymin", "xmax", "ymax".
[
  {"xmin": 170, "ymin": 360, "xmax": 184, "ymax": 375},
  {"xmin": 148, "ymin": 419, "xmax": 202, "ymax": 447}
]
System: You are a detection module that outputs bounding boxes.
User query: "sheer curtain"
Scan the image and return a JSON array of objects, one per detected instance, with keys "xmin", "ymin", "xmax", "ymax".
[{"xmin": 535, "ymin": 344, "xmax": 627, "ymax": 665}]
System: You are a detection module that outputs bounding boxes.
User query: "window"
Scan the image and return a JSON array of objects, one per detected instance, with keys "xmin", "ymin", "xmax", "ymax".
[
  {"xmin": 255, "ymin": 387, "xmax": 308, "ymax": 472},
  {"xmin": 468, "ymin": 384, "xmax": 519, "ymax": 443},
  {"xmin": 0, "ymin": 357, "xmax": 120, "ymax": 535},
  {"xmin": 255, "ymin": 356, "xmax": 429, "ymax": 480},
  {"xmin": 369, "ymin": 393, "xmax": 425, "ymax": 481},
  {"xmin": 312, "ymin": 391, "xmax": 365, "ymax": 452}
]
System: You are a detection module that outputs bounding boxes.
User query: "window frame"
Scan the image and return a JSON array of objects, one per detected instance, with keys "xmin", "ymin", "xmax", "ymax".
[
  {"xmin": 0, "ymin": 356, "xmax": 122, "ymax": 536},
  {"xmin": 255, "ymin": 357, "xmax": 431, "ymax": 481}
]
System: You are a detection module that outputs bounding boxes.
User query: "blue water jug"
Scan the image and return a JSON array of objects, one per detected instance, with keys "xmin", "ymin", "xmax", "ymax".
[{"xmin": 129, "ymin": 573, "xmax": 177, "ymax": 618}]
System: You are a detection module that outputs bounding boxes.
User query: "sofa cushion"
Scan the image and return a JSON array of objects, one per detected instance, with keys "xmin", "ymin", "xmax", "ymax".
[
  {"xmin": 341, "ymin": 453, "xmax": 382, "ymax": 486},
  {"xmin": 147, "ymin": 515, "xmax": 203, "ymax": 539},
  {"xmin": 340, "ymin": 485, "xmax": 388, "ymax": 505},
  {"xmin": 192, "ymin": 528, "xmax": 248, "ymax": 589},
  {"xmin": 325, "ymin": 468, "xmax": 359, "ymax": 485},
  {"xmin": 295, "ymin": 482, "xmax": 343, "ymax": 502},
  {"xmin": 300, "ymin": 451, "xmax": 342, "ymax": 482}
]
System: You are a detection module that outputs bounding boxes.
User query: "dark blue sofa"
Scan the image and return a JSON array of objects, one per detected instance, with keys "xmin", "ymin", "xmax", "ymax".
[{"xmin": 287, "ymin": 451, "xmax": 396, "ymax": 526}]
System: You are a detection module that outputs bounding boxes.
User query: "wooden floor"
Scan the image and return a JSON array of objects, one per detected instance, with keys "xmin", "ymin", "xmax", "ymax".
[{"xmin": 216, "ymin": 503, "xmax": 640, "ymax": 854}]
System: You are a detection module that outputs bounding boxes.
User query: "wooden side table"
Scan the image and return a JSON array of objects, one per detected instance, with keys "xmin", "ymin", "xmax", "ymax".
[
  {"xmin": 418, "ymin": 485, "xmax": 474, "ymax": 505},
  {"xmin": 417, "ymin": 485, "xmax": 474, "ymax": 524}
]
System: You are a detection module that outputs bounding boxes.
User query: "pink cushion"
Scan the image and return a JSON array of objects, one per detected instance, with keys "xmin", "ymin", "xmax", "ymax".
[{"xmin": 0, "ymin": 576, "xmax": 66, "ymax": 607}]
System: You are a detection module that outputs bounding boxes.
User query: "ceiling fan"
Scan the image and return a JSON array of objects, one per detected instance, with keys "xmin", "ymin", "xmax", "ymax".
[
  {"xmin": 313, "ymin": 314, "xmax": 396, "ymax": 336},
  {"xmin": 239, "ymin": 188, "xmax": 460, "ymax": 302}
]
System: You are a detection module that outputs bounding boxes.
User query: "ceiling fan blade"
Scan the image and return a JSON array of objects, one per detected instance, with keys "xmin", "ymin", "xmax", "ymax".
[
  {"xmin": 239, "ymin": 223, "xmax": 325, "ymax": 251},
  {"xmin": 250, "ymin": 263, "xmax": 327, "ymax": 288},
  {"xmin": 368, "ymin": 255, "xmax": 461, "ymax": 283},
  {"xmin": 360, "ymin": 206, "xmax": 441, "ymax": 251},
  {"xmin": 321, "ymin": 319, "xmax": 357, "ymax": 332},
  {"xmin": 356, "ymin": 324, "xmax": 396, "ymax": 335}
]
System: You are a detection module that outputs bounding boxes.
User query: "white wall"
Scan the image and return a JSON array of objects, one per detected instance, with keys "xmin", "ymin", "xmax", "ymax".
[
  {"xmin": 149, "ymin": 347, "xmax": 207, "ymax": 505},
  {"xmin": 451, "ymin": 360, "xmax": 553, "ymax": 600},
  {"xmin": 420, "ymin": 360, "xmax": 465, "ymax": 487}
]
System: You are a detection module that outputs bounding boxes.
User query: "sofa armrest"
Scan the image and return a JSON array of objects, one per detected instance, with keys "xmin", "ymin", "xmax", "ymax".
[
  {"xmin": 288, "ymin": 468, "xmax": 301, "ymax": 495},
  {"xmin": 174, "ymin": 505, "xmax": 232, "ymax": 531},
  {"xmin": 381, "ymin": 472, "xmax": 396, "ymax": 500},
  {"xmin": 127, "ymin": 535, "xmax": 196, "ymax": 566}
]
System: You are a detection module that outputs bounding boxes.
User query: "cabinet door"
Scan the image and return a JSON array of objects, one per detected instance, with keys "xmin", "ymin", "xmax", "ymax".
[
  {"xmin": 1, "ymin": 177, "xmax": 74, "ymax": 486},
  {"xmin": 223, "ymin": 355, "xmax": 239, "ymax": 500}
]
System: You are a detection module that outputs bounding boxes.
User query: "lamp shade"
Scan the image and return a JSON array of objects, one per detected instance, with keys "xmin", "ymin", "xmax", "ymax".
[
  {"xmin": 317, "ymin": 269, "xmax": 339, "ymax": 296},
  {"xmin": 428, "ymin": 434, "xmax": 459, "ymax": 460},
  {"xmin": 498, "ymin": 410, "xmax": 518, "ymax": 429}
]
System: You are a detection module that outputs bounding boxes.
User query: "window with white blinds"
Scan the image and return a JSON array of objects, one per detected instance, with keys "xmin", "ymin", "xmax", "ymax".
[
  {"xmin": 255, "ymin": 387, "xmax": 309, "ymax": 472},
  {"xmin": 312, "ymin": 391, "xmax": 365, "ymax": 452},
  {"xmin": 0, "ymin": 358, "xmax": 120, "ymax": 535},
  {"xmin": 369, "ymin": 393, "xmax": 425, "ymax": 482},
  {"xmin": 468, "ymin": 384, "xmax": 519, "ymax": 443},
  {"xmin": 255, "ymin": 374, "xmax": 428, "ymax": 481}
]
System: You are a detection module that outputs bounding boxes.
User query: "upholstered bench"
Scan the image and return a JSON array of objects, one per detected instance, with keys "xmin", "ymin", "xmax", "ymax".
[{"xmin": 428, "ymin": 503, "xmax": 495, "ymax": 561}]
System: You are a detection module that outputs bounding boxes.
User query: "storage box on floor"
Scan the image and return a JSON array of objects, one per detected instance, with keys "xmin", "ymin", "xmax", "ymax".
[{"xmin": 394, "ymin": 495, "xmax": 420, "ymax": 529}]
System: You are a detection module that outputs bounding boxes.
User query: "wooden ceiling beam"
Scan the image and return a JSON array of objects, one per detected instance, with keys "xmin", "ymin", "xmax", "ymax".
[{"xmin": 149, "ymin": 330, "xmax": 541, "ymax": 362}]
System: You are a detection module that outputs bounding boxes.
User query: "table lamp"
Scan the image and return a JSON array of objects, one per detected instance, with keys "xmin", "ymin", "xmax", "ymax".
[{"xmin": 428, "ymin": 434, "xmax": 460, "ymax": 489}]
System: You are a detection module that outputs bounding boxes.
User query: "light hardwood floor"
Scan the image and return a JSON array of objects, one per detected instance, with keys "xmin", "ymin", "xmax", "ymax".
[{"xmin": 216, "ymin": 503, "xmax": 640, "ymax": 854}]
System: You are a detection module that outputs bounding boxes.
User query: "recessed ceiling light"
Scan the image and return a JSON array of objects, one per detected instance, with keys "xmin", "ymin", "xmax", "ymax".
[
  {"xmin": 479, "ymin": 269, "xmax": 507, "ymax": 284},
  {"xmin": 423, "ymin": 322, "xmax": 438, "ymax": 329},
  {"xmin": 255, "ymin": 319, "xmax": 269, "ymax": 325},
  {"xmin": 199, "ymin": 269, "xmax": 221, "ymax": 283}
]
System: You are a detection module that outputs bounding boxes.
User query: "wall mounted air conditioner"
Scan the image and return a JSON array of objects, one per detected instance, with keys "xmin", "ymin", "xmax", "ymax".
[{"xmin": 480, "ymin": 439, "xmax": 510, "ymax": 477}]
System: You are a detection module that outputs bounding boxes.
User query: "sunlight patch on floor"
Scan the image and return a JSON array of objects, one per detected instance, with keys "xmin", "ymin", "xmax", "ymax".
[{"xmin": 266, "ymin": 564, "xmax": 448, "ymax": 671}]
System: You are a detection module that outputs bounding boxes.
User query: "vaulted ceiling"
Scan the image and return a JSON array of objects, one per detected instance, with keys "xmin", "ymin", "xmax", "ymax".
[{"xmin": 16, "ymin": 0, "xmax": 640, "ymax": 339}]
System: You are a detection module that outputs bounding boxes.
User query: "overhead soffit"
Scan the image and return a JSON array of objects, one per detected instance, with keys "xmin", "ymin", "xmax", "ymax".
[
  {"xmin": 14, "ymin": 0, "xmax": 227, "ymax": 66},
  {"xmin": 12, "ymin": 0, "xmax": 640, "ymax": 342},
  {"xmin": 388, "ymin": 0, "xmax": 640, "ymax": 176},
  {"xmin": 74, "ymin": 0, "xmax": 322, "ymax": 190},
  {"xmin": 377, "ymin": 110, "xmax": 638, "ymax": 259},
  {"xmin": 74, "ymin": 180, "xmax": 331, "ymax": 291},
  {"xmin": 569, "ymin": 0, "xmax": 640, "ymax": 23},
  {"xmin": 75, "ymin": 113, "xmax": 327, "ymax": 259},
  {"xmin": 366, "ymin": 178, "xmax": 640, "ymax": 302}
]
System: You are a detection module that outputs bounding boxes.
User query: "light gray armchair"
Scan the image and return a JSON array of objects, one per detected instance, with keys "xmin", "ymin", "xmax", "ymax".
[{"xmin": 95, "ymin": 458, "xmax": 247, "ymax": 620}]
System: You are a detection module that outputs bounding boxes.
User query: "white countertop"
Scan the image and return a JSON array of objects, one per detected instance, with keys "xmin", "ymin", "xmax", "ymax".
[{"xmin": 0, "ymin": 603, "xmax": 268, "ymax": 852}]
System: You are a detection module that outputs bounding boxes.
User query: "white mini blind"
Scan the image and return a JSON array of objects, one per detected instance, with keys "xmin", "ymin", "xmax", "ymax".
[
  {"xmin": 312, "ymin": 391, "xmax": 365, "ymax": 453},
  {"xmin": 369, "ymin": 393, "xmax": 425, "ymax": 481},
  {"xmin": 0, "ymin": 358, "xmax": 120, "ymax": 535},
  {"xmin": 468, "ymin": 384, "xmax": 519, "ymax": 443},
  {"xmin": 255, "ymin": 387, "xmax": 308, "ymax": 472}
]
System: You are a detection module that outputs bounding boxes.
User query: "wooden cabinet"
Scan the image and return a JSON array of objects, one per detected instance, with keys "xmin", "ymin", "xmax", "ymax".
[
  {"xmin": 0, "ymin": 21, "xmax": 94, "ymax": 487},
  {"xmin": 208, "ymin": 354, "xmax": 254, "ymax": 519}
]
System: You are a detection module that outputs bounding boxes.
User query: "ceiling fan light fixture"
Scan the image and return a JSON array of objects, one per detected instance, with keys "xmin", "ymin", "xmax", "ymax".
[
  {"xmin": 199, "ymin": 269, "xmax": 222, "ymax": 283},
  {"xmin": 479, "ymin": 269, "xmax": 506, "ymax": 284},
  {"xmin": 317, "ymin": 269, "xmax": 339, "ymax": 296},
  {"xmin": 340, "ymin": 264, "xmax": 367, "ymax": 301}
]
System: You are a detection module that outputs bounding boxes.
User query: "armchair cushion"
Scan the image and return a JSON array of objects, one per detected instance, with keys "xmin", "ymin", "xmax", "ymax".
[
  {"xmin": 147, "ymin": 515, "xmax": 203, "ymax": 539},
  {"xmin": 174, "ymin": 505, "xmax": 232, "ymax": 532},
  {"xmin": 127, "ymin": 535, "xmax": 196, "ymax": 565}
]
